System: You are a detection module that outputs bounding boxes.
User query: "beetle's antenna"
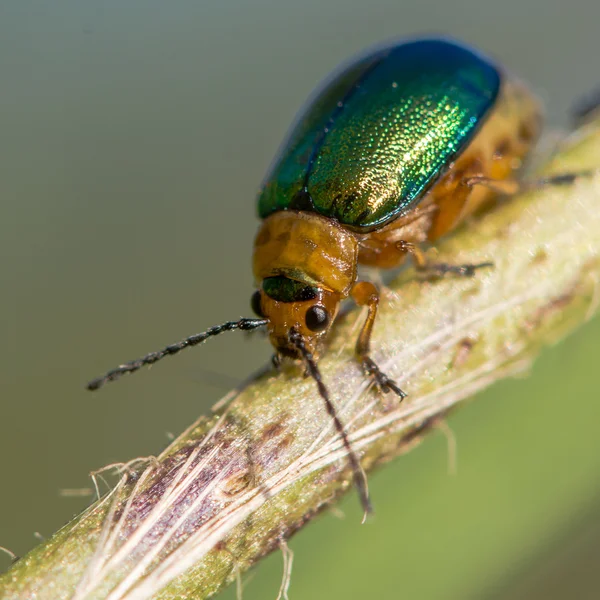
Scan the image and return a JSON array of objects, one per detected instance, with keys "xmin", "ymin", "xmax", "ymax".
[
  {"xmin": 86, "ymin": 318, "xmax": 268, "ymax": 391},
  {"xmin": 289, "ymin": 329, "xmax": 372, "ymax": 519}
]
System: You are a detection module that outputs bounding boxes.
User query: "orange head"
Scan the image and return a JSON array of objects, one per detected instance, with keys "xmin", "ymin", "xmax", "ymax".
[{"xmin": 250, "ymin": 276, "xmax": 341, "ymax": 358}]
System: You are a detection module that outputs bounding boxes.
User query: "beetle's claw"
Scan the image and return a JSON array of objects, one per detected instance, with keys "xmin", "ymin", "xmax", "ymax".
[
  {"xmin": 382, "ymin": 378, "xmax": 408, "ymax": 399},
  {"xmin": 421, "ymin": 261, "xmax": 494, "ymax": 279},
  {"xmin": 272, "ymin": 353, "xmax": 282, "ymax": 370},
  {"xmin": 362, "ymin": 357, "xmax": 407, "ymax": 400}
]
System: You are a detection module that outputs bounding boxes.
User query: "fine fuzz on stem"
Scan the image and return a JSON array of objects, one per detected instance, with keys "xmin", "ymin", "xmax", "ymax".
[{"xmin": 2, "ymin": 116, "xmax": 600, "ymax": 600}]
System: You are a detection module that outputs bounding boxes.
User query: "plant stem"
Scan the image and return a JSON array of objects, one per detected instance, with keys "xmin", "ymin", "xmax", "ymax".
[{"xmin": 2, "ymin": 117, "xmax": 600, "ymax": 600}]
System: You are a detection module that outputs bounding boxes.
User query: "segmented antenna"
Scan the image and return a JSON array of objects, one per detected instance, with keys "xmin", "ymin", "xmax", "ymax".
[
  {"xmin": 289, "ymin": 328, "xmax": 372, "ymax": 518},
  {"xmin": 86, "ymin": 318, "xmax": 268, "ymax": 390}
]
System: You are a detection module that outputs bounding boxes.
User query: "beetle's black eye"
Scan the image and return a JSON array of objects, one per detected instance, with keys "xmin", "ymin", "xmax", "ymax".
[
  {"xmin": 251, "ymin": 290, "xmax": 264, "ymax": 317},
  {"xmin": 305, "ymin": 305, "xmax": 329, "ymax": 332}
]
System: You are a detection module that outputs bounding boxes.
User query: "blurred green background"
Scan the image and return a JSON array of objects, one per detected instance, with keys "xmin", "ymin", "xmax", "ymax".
[{"xmin": 2, "ymin": 1, "xmax": 600, "ymax": 598}]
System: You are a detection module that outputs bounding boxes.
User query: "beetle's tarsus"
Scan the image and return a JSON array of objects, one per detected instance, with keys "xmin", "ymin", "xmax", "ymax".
[
  {"xmin": 419, "ymin": 261, "xmax": 494, "ymax": 279},
  {"xmin": 272, "ymin": 354, "xmax": 282, "ymax": 370},
  {"xmin": 362, "ymin": 356, "xmax": 407, "ymax": 399},
  {"xmin": 572, "ymin": 85, "xmax": 600, "ymax": 124}
]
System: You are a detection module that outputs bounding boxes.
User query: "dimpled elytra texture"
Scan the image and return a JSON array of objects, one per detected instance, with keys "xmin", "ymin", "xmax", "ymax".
[{"xmin": 258, "ymin": 38, "xmax": 501, "ymax": 229}]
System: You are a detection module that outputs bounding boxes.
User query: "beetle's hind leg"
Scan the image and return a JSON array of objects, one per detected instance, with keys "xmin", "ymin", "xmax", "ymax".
[
  {"xmin": 351, "ymin": 281, "xmax": 406, "ymax": 399},
  {"xmin": 464, "ymin": 170, "xmax": 593, "ymax": 197},
  {"xmin": 572, "ymin": 85, "xmax": 600, "ymax": 125},
  {"xmin": 398, "ymin": 241, "xmax": 493, "ymax": 279}
]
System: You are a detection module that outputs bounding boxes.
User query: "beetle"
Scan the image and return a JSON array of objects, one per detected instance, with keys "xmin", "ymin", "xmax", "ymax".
[{"xmin": 87, "ymin": 37, "xmax": 552, "ymax": 515}]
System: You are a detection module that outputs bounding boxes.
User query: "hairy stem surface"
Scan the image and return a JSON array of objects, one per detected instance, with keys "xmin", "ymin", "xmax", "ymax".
[{"xmin": 2, "ymin": 117, "xmax": 600, "ymax": 600}]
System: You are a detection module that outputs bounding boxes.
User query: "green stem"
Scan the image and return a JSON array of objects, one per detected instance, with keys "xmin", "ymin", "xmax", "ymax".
[{"xmin": 2, "ymin": 117, "xmax": 600, "ymax": 600}]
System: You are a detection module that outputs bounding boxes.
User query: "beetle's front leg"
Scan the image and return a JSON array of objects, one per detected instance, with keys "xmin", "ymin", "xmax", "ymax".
[
  {"xmin": 398, "ymin": 241, "xmax": 493, "ymax": 278},
  {"xmin": 351, "ymin": 281, "xmax": 406, "ymax": 399}
]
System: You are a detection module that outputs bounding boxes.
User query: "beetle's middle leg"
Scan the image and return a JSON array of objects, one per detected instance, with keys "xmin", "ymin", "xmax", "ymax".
[
  {"xmin": 351, "ymin": 281, "xmax": 406, "ymax": 399},
  {"xmin": 357, "ymin": 206, "xmax": 491, "ymax": 279},
  {"xmin": 398, "ymin": 241, "xmax": 493, "ymax": 279}
]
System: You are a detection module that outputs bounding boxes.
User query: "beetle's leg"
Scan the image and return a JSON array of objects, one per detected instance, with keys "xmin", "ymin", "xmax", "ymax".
[
  {"xmin": 463, "ymin": 175, "xmax": 520, "ymax": 195},
  {"xmin": 464, "ymin": 172, "xmax": 592, "ymax": 195},
  {"xmin": 357, "ymin": 204, "xmax": 435, "ymax": 269},
  {"xmin": 572, "ymin": 85, "xmax": 600, "ymax": 125},
  {"xmin": 272, "ymin": 353, "xmax": 282, "ymax": 370},
  {"xmin": 351, "ymin": 281, "xmax": 406, "ymax": 399},
  {"xmin": 398, "ymin": 241, "xmax": 493, "ymax": 278}
]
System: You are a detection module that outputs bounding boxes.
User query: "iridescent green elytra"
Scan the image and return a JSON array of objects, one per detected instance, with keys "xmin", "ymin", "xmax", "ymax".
[{"xmin": 258, "ymin": 38, "xmax": 501, "ymax": 230}]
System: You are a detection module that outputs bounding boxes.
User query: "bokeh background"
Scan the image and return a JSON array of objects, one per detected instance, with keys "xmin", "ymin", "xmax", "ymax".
[{"xmin": 2, "ymin": 1, "xmax": 600, "ymax": 598}]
